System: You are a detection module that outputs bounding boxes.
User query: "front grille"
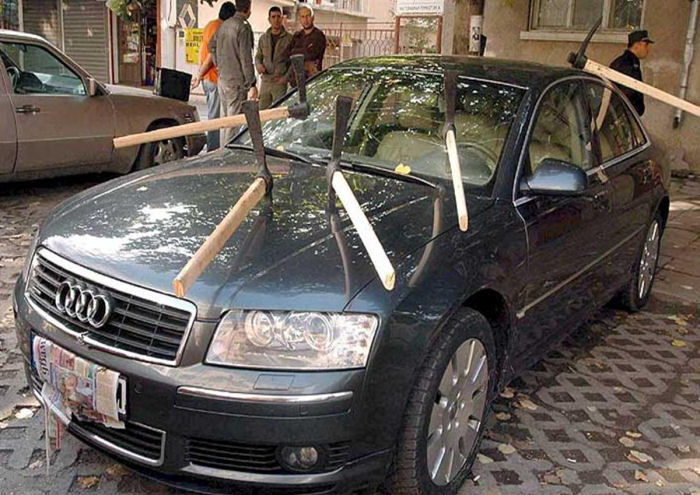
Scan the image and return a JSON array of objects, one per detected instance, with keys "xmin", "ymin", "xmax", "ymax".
[
  {"xmin": 185, "ymin": 438, "xmax": 351, "ymax": 474},
  {"xmin": 71, "ymin": 418, "xmax": 165, "ymax": 463},
  {"xmin": 27, "ymin": 249, "xmax": 194, "ymax": 364}
]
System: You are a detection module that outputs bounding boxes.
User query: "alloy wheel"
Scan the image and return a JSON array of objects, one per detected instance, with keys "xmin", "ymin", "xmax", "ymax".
[
  {"xmin": 153, "ymin": 140, "xmax": 179, "ymax": 165},
  {"xmin": 426, "ymin": 338, "xmax": 489, "ymax": 486},
  {"xmin": 638, "ymin": 219, "xmax": 660, "ymax": 300}
]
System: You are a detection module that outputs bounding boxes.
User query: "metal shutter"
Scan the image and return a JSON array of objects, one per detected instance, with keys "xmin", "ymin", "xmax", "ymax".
[
  {"xmin": 62, "ymin": 0, "xmax": 109, "ymax": 82},
  {"xmin": 22, "ymin": 0, "xmax": 61, "ymax": 47}
]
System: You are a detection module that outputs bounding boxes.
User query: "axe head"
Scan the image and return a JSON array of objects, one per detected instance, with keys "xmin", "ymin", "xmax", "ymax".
[
  {"xmin": 288, "ymin": 55, "xmax": 310, "ymax": 120},
  {"xmin": 567, "ymin": 17, "xmax": 602, "ymax": 69},
  {"xmin": 242, "ymin": 99, "xmax": 272, "ymax": 192},
  {"xmin": 327, "ymin": 96, "xmax": 354, "ymax": 199},
  {"xmin": 443, "ymin": 70, "xmax": 458, "ymax": 138}
]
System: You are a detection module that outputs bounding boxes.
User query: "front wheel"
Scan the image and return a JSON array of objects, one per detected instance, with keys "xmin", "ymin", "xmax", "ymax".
[
  {"xmin": 133, "ymin": 125, "xmax": 184, "ymax": 171},
  {"xmin": 389, "ymin": 308, "xmax": 495, "ymax": 495},
  {"xmin": 619, "ymin": 212, "xmax": 663, "ymax": 311}
]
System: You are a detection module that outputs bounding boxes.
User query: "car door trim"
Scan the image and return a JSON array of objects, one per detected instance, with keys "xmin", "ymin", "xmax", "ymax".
[{"xmin": 516, "ymin": 225, "xmax": 644, "ymax": 318}]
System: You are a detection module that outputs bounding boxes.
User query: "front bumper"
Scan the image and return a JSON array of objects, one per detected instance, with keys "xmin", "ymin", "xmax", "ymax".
[{"xmin": 13, "ymin": 276, "xmax": 391, "ymax": 493}]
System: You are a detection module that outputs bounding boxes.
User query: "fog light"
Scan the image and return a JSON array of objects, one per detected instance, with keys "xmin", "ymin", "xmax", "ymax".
[{"xmin": 278, "ymin": 446, "xmax": 320, "ymax": 471}]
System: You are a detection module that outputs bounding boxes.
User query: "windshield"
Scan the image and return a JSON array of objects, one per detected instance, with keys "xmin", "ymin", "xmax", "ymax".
[{"xmin": 237, "ymin": 67, "xmax": 524, "ymax": 187}]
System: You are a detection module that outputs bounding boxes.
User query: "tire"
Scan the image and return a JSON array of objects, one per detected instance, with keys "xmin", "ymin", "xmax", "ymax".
[
  {"xmin": 388, "ymin": 308, "xmax": 496, "ymax": 495},
  {"xmin": 133, "ymin": 123, "xmax": 185, "ymax": 171},
  {"xmin": 619, "ymin": 212, "xmax": 664, "ymax": 312}
]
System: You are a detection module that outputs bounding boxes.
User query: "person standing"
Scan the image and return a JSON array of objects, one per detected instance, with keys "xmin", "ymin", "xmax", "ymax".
[
  {"xmin": 209, "ymin": 0, "xmax": 258, "ymax": 144},
  {"xmin": 255, "ymin": 6, "xmax": 293, "ymax": 109},
  {"xmin": 191, "ymin": 2, "xmax": 236, "ymax": 151},
  {"xmin": 610, "ymin": 30, "xmax": 654, "ymax": 116},
  {"xmin": 290, "ymin": 5, "xmax": 326, "ymax": 82}
]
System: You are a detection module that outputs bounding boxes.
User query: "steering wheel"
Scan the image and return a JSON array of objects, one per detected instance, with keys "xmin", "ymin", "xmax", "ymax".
[
  {"xmin": 7, "ymin": 66, "xmax": 19, "ymax": 91},
  {"xmin": 458, "ymin": 141, "xmax": 499, "ymax": 167}
]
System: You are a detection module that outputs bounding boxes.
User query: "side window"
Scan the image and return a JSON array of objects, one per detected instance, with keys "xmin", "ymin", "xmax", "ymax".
[
  {"xmin": 0, "ymin": 42, "xmax": 86, "ymax": 96},
  {"xmin": 528, "ymin": 81, "xmax": 595, "ymax": 173},
  {"xmin": 586, "ymin": 82, "xmax": 642, "ymax": 162}
]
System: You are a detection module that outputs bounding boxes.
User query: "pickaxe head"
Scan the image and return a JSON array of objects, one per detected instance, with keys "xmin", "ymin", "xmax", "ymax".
[
  {"xmin": 567, "ymin": 17, "xmax": 602, "ymax": 69},
  {"xmin": 287, "ymin": 54, "xmax": 310, "ymax": 120},
  {"xmin": 443, "ymin": 70, "xmax": 458, "ymax": 138},
  {"xmin": 327, "ymin": 96, "xmax": 353, "ymax": 200},
  {"xmin": 242, "ymin": 100, "xmax": 273, "ymax": 193}
]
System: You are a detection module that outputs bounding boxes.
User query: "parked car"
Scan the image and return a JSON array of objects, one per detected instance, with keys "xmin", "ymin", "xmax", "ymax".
[
  {"xmin": 13, "ymin": 56, "xmax": 668, "ymax": 494},
  {"xmin": 0, "ymin": 30, "xmax": 205, "ymax": 183}
]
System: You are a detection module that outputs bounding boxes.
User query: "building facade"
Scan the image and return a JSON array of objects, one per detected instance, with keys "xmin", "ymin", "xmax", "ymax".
[{"xmin": 478, "ymin": 0, "xmax": 700, "ymax": 172}]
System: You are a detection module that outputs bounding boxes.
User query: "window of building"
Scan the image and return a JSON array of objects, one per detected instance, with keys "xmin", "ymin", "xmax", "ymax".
[{"xmin": 531, "ymin": 0, "xmax": 644, "ymax": 31}]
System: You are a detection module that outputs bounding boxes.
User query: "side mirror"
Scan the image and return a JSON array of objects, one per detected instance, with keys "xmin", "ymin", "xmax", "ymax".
[
  {"xmin": 87, "ymin": 77, "xmax": 99, "ymax": 97},
  {"xmin": 520, "ymin": 158, "xmax": 588, "ymax": 196}
]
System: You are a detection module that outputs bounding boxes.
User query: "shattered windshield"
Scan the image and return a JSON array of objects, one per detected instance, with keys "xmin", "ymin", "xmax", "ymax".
[{"xmin": 236, "ymin": 67, "xmax": 524, "ymax": 186}]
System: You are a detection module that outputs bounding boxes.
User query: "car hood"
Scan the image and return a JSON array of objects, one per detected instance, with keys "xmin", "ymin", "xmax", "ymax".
[{"xmin": 38, "ymin": 149, "xmax": 493, "ymax": 319}]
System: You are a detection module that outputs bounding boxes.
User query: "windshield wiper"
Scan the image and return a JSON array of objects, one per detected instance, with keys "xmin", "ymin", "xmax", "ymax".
[
  {"xmin": 338, "ymin": 158, "xmax": 438, "ymax": 189},
  {"xmin": 227, "ymin": 143, "xmax": 312, "ymax": 164}
]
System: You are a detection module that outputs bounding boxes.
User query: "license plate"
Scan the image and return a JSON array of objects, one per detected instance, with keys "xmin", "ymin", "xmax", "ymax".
[{"xmin": 31, "ymin": 333, "xmax": 127, "ymax": 424}]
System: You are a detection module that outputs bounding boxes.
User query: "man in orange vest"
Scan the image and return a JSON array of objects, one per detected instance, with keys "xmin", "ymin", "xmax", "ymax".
[{"xmin": 191, "ymin": 2, "xmax": 236, "ymax": 151}]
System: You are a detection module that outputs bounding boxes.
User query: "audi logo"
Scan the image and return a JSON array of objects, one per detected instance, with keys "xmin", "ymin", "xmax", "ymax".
[{"xmin": 54, "ymin": 281, "xmax": 113, "ymax": 329}]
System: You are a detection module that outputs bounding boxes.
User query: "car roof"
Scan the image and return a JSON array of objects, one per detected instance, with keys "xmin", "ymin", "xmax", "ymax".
[
  {"xmin": 332, "ymin": 55, "xmax": 584, "ymax": 91},
  {"xmin": 0, "ymin": 29, "xmax": 49, "ymax": 44}
]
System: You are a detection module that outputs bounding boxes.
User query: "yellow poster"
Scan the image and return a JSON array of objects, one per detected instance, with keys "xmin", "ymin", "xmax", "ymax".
[{"xmin": 185, "ymin": 28, "xmax": 204, "ymax": 64}]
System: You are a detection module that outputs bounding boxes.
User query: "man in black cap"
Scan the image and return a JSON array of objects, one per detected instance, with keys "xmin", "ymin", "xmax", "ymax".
[{"xmin": 610, "ymin": 30, "xmax": 654, "ymax": 116}]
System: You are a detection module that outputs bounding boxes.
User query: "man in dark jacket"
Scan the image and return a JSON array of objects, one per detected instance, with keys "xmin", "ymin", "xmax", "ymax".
[
  {"xmin": 209, "ymin": 0, "xmax": 258, "ymax": 143},
  {"xmin": 290, "ymin": 5, "xmax": 326, "ymax": 82},
  {"xmin": 256, "ymin": 6, "xmax": 293, "ymax": 109},
  {"xmin": 610, "ymin": 30, "xmax": 654, "ymax": 116}
]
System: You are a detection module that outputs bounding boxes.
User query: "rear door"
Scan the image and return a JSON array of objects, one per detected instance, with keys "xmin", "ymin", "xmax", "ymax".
[
  {"xmin": 0, "ymin": 54, "xmax": 17, "ymax": 175},
  {"xmin": 584, "ymin": 80, "xmax": 655, "ymax": 290},
  {"xmin": 0, "ymin": 39, "xmax": 114, "ymax": 173},
  {"xmin": 513, "ymin": 79, "xmax": 612, "ymax": 364}
]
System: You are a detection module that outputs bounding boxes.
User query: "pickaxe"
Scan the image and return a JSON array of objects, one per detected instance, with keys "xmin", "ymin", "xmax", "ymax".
[
  {"xmin": 443, "ymin": 70, "xmax": 469, "ymax": 232},
  {"xmin": 113, "ymin": 55, "xmax": 310, "ymax": 149},
  {"xmin": 326, "ymin": 96, "xmax": 396, "ymax": 291},
  {"xmin": 172, "ymin": 99, "xmax": 274, "ymax": 298},
  {"xmin": 569, "ymin": 18, "xmax": 700, "ymax": 119}
]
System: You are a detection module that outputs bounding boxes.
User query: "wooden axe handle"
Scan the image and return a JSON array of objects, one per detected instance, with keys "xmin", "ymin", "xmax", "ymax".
[
  {"xmin": 446, "ymin": 129, "xmax": 469, "ymax": 232},
  {"xmin": 173, "ymin": 177, "xmax": 267, "ymax": 298},
  {"xmin": 114, "ymin": 106, "xmax": 291, "ymax": 149},
  {"xmin": 331, "ymin": 171, "xmax": 396, "ymax": 291},
  {"xmin": 585, "ymin": 59, "xmax": 700, "ymax": 118}
]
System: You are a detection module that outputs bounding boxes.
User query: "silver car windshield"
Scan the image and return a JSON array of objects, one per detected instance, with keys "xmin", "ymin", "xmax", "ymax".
[{"xmin": 237, "ymin": 68, "xmax": 524, "ymax": 186}]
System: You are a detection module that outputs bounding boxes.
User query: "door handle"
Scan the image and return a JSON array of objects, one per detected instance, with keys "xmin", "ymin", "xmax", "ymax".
[{"xmin": 16, "ymin": 104, "xmax": 40, "ymax": 114}]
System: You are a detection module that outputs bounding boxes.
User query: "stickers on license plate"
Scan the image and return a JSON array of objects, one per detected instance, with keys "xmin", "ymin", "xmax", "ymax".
[{"xmin": 31, "ymin": 334, "xmax": 127, "ymax": 427}]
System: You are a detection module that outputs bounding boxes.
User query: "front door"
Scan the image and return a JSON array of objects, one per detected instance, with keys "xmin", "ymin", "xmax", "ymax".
[
  {"xmin": 0, "ymin": 59, "xmax": 17, "ymax": 175},
  {"xmin": 513, "ymin": 80, "xmax": 612, "ymax": 366},
  {"xmin": 0, "ymin": 40, "xmax": 114, "ymax": 172}
]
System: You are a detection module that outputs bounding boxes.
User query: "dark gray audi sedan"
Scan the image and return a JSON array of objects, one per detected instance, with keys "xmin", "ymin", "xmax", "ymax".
[{"xmin": 13, "ymin": 56, "xmax": 668, "ymax": 494}]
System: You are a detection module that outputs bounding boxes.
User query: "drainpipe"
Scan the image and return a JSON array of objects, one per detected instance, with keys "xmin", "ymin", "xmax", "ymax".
[{"xmin": 674, "ymin": 0, "xmax": 699, "ymax": 128}]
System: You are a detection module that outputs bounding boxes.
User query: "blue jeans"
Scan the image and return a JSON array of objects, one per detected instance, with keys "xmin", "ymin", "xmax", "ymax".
[{"xmin": 203, "ymin": 79, "xmax": 220, "ymax": 151}]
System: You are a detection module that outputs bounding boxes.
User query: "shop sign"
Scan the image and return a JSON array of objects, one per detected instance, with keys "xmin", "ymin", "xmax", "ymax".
[
  {"xmin": 185, "ymin": 28, "xmax": 204, "ymax": 64},
  {"xmin": 395, "ymin": 0, "xmax": 444, "ymax": 16}
]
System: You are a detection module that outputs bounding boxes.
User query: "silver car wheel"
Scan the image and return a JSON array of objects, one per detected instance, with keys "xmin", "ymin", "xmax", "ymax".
[
  {"xmin": 638, "ymin": 219, "xmax": 660, "ymax": 300},
  {"xmin": 426, "ymin": 338, "xmax": 489, "ymax": 486},
  {"xmin": 153, "ymin": 140, "xmax": 179, "ymax": 165}
]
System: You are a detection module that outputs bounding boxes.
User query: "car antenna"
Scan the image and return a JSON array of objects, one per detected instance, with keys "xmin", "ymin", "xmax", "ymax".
[
  {"xmin": 113, "ymin": 55, "xmax": 311, "ymax": 149},
  {"xmin": 443, "ymin": 70, "xmax": 469, "ymax": 232},
  {"xmin": 568, "ymin": 17, "xmax": 700, "ymax": 119},
  {"xmin": 327, "ymin": 96, "xmax": 396, "ymax": 291},
  {"xmin": 172, "ymin": 100, "xmax": 275, "ymax": 298}
]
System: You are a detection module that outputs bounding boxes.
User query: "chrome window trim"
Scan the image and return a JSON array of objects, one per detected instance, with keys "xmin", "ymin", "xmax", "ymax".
[
  {"xmin": 511, "ymin": 75, "xmax": 652, "ymax": 206},
  {"xmin": 32, "ymin": 388, "xmax": 166, "ymax": 467},
  {"xmin": 178, "ymin": 386, "xmax": 353, "ymax": 405},
  {"xmin": 516, "ymin": 226, "xmax": 644, "ymax": 318},
  {"xmin": 25, "ymin": 248, "xmax": 197, "ymax": 366}
]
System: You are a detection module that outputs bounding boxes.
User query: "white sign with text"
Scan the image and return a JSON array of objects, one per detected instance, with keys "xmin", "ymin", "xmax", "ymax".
[{"xmin": 395, "ymin": 0, "xmax": 445, "ymax": 16}]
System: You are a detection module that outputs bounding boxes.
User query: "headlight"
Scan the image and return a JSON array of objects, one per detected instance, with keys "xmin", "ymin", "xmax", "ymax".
[{"xmin": 206, "ymin": 310, "xmax": 379, "ymax": 370}]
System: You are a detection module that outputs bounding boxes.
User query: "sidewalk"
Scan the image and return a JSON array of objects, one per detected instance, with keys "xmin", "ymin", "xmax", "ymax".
[{"xmin": 654, "ymin": 178, "xmax": 700, "ymax": 306}]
